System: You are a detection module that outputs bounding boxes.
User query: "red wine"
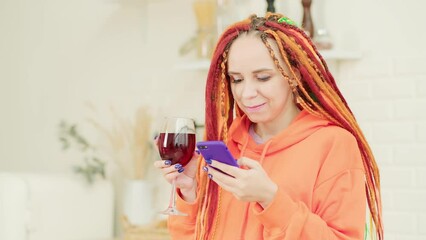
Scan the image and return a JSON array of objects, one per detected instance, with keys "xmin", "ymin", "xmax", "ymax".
[{"xmin": 157, "ymin": 133, "xmax": 196, "ymax": 166}]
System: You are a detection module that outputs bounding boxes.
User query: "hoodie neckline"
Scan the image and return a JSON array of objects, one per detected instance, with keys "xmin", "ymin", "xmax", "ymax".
[
  {"xmin": 228, "ymin": 110, "xmax": 333, "ymax": 159},
  {"xmin": 249, "ymin": 124, "xmax": 265, "ymax": 144}
]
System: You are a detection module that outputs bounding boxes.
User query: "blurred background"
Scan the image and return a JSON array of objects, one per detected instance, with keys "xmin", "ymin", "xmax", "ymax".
[{"xmin": 0, "ymin": 0, "xmax": 425, "ymax": 239}]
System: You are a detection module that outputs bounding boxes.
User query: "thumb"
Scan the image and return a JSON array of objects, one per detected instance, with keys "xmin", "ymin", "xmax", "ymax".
[{"xmin": 237, "ymin": 157, "xmax": 261, "ymax": 170}]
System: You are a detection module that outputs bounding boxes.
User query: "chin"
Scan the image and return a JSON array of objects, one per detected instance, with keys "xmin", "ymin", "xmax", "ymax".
[{"xmin": 245, "ymin": 114, "xmax": 269, "ymax": 124}]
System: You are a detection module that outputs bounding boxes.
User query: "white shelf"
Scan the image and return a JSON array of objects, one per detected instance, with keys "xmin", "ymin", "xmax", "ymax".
[
  {"xmin": 174, "ymin": 49, "xmax": 361, "ymax": 71},
  {"xmin": 319, "ymin": 49, "xmax": 362, "ymax": 60},
  {"xmin": 174, "ymin": 59, "xmax": 211, "ymax": 71}
]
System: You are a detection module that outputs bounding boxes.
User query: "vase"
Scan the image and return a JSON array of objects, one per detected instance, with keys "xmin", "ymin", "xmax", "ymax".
[{"xmin": 122, "ymin": 180, "xmax": 153, "ymax": 226}]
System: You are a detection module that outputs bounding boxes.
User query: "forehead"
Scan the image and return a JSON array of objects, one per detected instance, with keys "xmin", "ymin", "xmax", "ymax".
[{"xmin": 227, "ymin": 33, "xmax": 284, "ymax": 72}]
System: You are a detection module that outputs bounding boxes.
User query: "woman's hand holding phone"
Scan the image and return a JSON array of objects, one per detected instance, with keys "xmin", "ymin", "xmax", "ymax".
[
  {"xmin": 196, "ymin": 141, "xmax": 277, "ymax": 208},
  {"xmin": 206, "ymin": 157, "xmax": 278, "ymax": 209}
]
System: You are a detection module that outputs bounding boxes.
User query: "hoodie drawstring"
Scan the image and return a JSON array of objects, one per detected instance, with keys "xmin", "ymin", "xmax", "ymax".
[
  {"xmin": 239, "ymin": 134, "xmax": 250, "ymax": 159},
  {"xmin": 260, "ymin": 140, "xmax": 273, "ymax": 164},
  {"xmin": 239, "ymin": 134, "xmax": 250, "ymax": 239},
  {"xmin": 239, "ymin": 137, "xmax": 273, "ymax": 239}
]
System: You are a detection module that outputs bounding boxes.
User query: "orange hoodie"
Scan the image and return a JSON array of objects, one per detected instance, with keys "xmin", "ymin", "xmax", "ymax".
[{"xmin": 168, "ymin": 110, "xmax": 366, "ymax": 239}]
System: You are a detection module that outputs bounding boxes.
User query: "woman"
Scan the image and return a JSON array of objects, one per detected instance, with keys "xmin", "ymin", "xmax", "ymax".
[{"xmin": 154, "ymin": 13, "xmax": 383, "ymax": 240}]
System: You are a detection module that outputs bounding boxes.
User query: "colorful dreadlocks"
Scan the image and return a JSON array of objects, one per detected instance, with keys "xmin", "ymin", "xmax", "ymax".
[{"xmin": 196, "ymin": 13, "xmax": 383, "ymax": 240}]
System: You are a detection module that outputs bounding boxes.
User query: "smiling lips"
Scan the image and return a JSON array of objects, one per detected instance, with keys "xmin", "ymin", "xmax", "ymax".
[{"xmin": 245, "ymin": 103, "xmax": 266, "ymax": 112}]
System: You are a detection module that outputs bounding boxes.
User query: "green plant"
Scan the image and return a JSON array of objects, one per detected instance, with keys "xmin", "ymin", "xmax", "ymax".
[{"xmin": 58, "ymin": 121, "xmax": 106, "ymax": 184}]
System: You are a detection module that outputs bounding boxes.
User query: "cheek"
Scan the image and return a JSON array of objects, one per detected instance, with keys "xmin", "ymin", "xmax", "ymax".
[
  {"xmin": 230, "ymin": 84, "xmax": 240, "ymax": 99},
  {"xmin": 268, "ymin": 81, "xmax": 292, "ymax": 102},
  {"xmin": 278, "ymin": 87, "xmax": 293, "ymax": 105},
  {"xmin": 279, "ymin": 82, "xmax": 291, "ymax": 95},
  {"xmin": 230, "ymin": 85, "xmax": 245, "ymax": 110}
]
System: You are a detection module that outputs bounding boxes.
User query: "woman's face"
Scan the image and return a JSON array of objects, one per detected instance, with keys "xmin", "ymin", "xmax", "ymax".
[{"xmin": 228, "ymin": 33, "xmax": 295, "ymax": 125}]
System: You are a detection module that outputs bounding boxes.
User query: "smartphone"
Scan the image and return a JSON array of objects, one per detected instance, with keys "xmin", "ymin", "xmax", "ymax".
[{"xmin": 196, "ymin": 141, "xmax": 239, "ymax": 168}]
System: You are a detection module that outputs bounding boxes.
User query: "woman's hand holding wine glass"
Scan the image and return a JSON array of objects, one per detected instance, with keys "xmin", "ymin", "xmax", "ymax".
[
  {"xmin": 154, "ymin": 149, "xmax": 199, "ymax": 202},
  {"xmin": 153, "ymin": 117, "xmax": 197, "ymax": 216}
]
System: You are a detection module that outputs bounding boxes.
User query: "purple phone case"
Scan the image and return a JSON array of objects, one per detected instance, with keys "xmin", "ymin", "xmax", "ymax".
[{"xmin": 196, "ymin": 141, "xmax": 239, "ymax": 167}]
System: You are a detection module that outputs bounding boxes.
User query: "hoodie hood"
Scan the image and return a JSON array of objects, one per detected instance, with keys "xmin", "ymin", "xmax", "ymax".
[{"xmin": 228, "ymin": 110, "xmax": 333, "ymax": 160}]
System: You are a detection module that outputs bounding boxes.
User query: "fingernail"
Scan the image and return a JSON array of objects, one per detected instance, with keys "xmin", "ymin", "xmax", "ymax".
[
  {"xmin": 205, "ymin": 159, "xmax": 212, "ymax": 165},
  {"xmin": 202, "ymin": 166, "xmax": 208, "ymax": 172},
  {"xmin": 195, "ymin": 149, "xmax": 200, "ymax": 155},
  {"xmin": 174, "ymin": 164, "xmax": 182, "ymax": 169},
  {"xmin": 178, "ymin": 168, "xmax": 185, "ymax": 173},
  {"xmin": 164, "ymin": 160, "xmax": 172, "ymax": 165},
  {"xmin": 208, "ymin": 174, "xmax": 213, "ymax": 179}
]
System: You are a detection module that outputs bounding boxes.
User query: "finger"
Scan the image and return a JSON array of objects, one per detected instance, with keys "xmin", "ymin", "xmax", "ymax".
[
  {"xmin": 164, "ymin": 171, "xmax": 181, "ymax": 182},
  {"xmin": 153, "ymin": 160, "xmax": 165, "ymax": 168},
  {"xmin": 207, "ymin": 167, "xmax": 238, "ymax": 194},
  {"xmin": 237, "ymin": 157, "xmax": 261, "ymax": 170},
  {"xmin": 210, "ymin": 160, "xmax": 241, "ymax": 177},
  {"xmin": 210, "ymin": 174, "xmax": 233, "ymax": 193},
  {"xmin": 162, "ymin": 164, "xmax": 184, "ymax": 174},
  {"xmin": 207, "ymin": 165, "xmax": 237, "ymax": 187},
  {"xmin": 153, "ymin": 160, "xmax": 172, "ymax": 168},
  {"xmin": 164, "ymin": 164, "xmax": 185, "ymax": 177}
]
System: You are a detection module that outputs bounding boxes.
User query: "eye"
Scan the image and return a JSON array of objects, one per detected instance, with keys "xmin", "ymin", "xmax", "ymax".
[
  {"xmin": 230, "ymin": 76, "xmax": 243, "ymax": 83},
  {"xmin": 257, "ymin": 76, "xmax": 271, "ymax": 81}
]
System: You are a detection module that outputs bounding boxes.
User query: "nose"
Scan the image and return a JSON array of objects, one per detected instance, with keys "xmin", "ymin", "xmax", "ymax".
[{"xmin": 240, "ymin": 79, "xmax": 258, "ymax": 99}]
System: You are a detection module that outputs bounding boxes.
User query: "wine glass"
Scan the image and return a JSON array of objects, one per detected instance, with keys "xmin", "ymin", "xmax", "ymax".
[{"xmin": 157, "ymin": 117, "xmax": 196, "ymax": 216}]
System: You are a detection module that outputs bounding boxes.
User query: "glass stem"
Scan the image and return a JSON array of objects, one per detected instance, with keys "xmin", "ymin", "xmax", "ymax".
[{"xmin": 170, "ymin": 178, "xmax": 177, "ymax": 209}]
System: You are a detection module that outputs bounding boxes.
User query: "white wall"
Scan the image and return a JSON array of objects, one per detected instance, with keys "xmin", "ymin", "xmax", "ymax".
[
  {"xmin": 334, "ymin": 1, "xmax": 426, "ymax": 239},
  {"xmin": 1, "ymin": 0, "xmax": 425, "ymax": 238},
  {"xmin": 0, "ymin": 0, "xmax": 206, "ymax": 172}
]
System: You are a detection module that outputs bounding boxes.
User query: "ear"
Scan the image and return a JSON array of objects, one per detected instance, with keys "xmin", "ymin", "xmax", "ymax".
[{"xmin": 291, "ymin": 67, "xmax": 302, "ymax": 81}]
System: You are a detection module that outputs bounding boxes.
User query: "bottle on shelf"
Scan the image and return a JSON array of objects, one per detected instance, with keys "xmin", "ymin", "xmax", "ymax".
[
  {"xmin": 266, "ymin": 0, "xmax": 276, "ymax": 13},
  {"xmin": 301, "ymin": 0, "xmax": 315, "ymax": 38}
]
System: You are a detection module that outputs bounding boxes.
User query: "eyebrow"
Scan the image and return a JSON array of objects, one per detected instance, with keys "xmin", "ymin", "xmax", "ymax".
[{"xmin": 228, "ymin": 68, "xmax": 274, "ymax": 75}]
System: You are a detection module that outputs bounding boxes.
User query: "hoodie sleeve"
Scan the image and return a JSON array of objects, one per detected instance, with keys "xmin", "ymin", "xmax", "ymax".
[
  {"xmin": 252, "ymin": 129, "xmax": 366, "ymax": 240},
  {"xmin": 167, "ymin": 191, "xmax": 199, "ymax": 239}
]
